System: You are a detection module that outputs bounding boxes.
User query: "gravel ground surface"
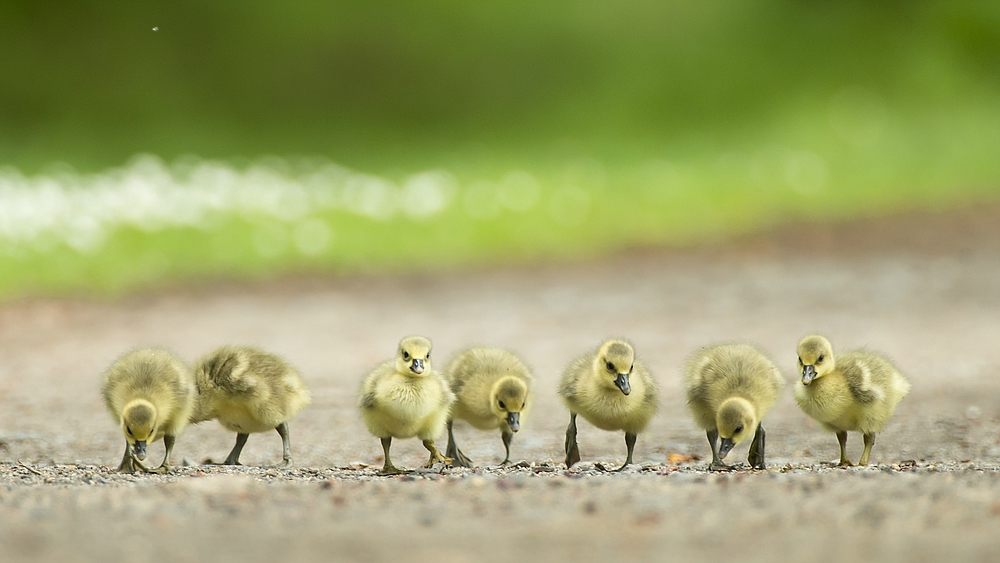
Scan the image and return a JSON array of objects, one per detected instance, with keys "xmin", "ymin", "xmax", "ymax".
[{"xmin": 1, "ymin": 205, "xmax": 999, "ymax": 562}]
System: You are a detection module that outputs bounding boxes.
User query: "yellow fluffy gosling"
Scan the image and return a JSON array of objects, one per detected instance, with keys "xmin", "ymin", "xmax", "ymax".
[
  {"xmin": 358, "ymin": 336, "xmax": 455, "ymax": 475},
  {"xmin": 795, "ymin": 335, "xmax": 911, "ymax": 466},
  {"xmin": 100, "ymin": 348, "xmax": 196, "ymax": 473},
  {"xmin": 559, "ymin": 339, "xmax": 658, "ymax": 470},
  {"xmin": 190, "ymin": 346, "xmax": 311, "ymax": 467},
  {"xmin": 683, "ymin": 344, "xmax": 785, "ymax": 470},
  {"xmin": 444, "ymin": 347, "xmax": 534, "ymax": 467}
]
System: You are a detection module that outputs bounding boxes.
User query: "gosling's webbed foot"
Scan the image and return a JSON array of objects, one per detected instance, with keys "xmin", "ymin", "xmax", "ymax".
[
  {"xmin": 421, "ymin": 440, "xmax": 451, "ymax": 468},
  {"xmin": 838, "ymin": 459, "xmax": 854, "ymax": 467},
  {"xmin": 709, "ymin": 461, "xmax": 732, "ymax": 472},
  {"xmin": 453, "ymin": 452, "xmax": 473, "ymax": 467},
  {"xmin": 565, "ymin": 444, "xmax": 581, "ymax": 469},
  {"xmin": 615, "ymin": 461, "xmax": 633, "ymax": 472},
  {"xmin": 272, "ymin": 458, "xmax": 293, "ymax": 469},
  {"xmin": 117, "ymin": 455, "xmax": 136, "ymax": 473},
  {"xmin": 205, "ymin": 459, "xmax": 243, "ymax": 466},
  {"xmin": 379, "ymin": 463, "xmax": 412, "ymax": 476},
  {"xmin": 747, "ymin": 424, "xmax": 766, "ymax": 470},
  {"xmin": 131, "ymin": 458, "xmax": 154, "ymax": 473},
  {"xmin": 422, "ymin": 455, "xmax": 452, "ymax": 469},
  {"xmin": 564, "ymin": 413, "xmax": 582, "ymax": 468},
  {"xmin": 447, "ymin": 446, "xmax": 473, "ymax": 468},
  {"xmin": 145, "ymin": 463, "xmax": 171, "ymax": 474}
]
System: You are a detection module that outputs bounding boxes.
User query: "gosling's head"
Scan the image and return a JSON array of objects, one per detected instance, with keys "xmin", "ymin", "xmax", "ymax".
[
  {"xmin": 396, "ymin": 336, "xmax": 433, "ymax": 376},
  {"xmin": 797, "ymin": 335, "xmax": 835, "ymax": 385},
  {"xmin": 490, "ymin": 376, "xmax": 529, "ymax": 432},
  {"xmin": 594, "ymin": 340, "xmax": 635, "ymax": 395},
  {"xmin": 715, "ymin": 397, "xmax": 757, "ymax": 459},
  {"xmin": 121, "ymin": 399, "xmax": 158, "ymax": 461}
]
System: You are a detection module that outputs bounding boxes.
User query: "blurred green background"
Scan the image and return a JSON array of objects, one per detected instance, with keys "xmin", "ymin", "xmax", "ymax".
[{"xmin": 1, "ymin": 0, "xmax": 999, "ymax": 297}]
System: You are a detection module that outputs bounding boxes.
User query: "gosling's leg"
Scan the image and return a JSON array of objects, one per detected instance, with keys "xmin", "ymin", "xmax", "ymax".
[
  {"xmin": 564, "ymin": 413, "xmax": 581, "ymax": 468},
  {"xmin": 500, "ymin": 431, "xmax": 514, "ymax": 466},
  {"xmin": 147, "ymin": 435, "xmax": 176, "ymax": 474},
  {"xmin": 221, "ymin": 433, "xmax": 250, "ymax": 466},
  {"xmin": 859, "ymin": 433, "xmax": 875, "ymax": 466},
  {"xmin": 707, "ymin": 429, "xmax": 729, "ymax": 471},
  {"xmin": 273, "ymin": 422, "xmax": 293, "ymax": 468},
  {"xmin": 422, "ymin": 439, "xmax": 451, "ymax": 468},
  {"xmin": 747, "ymin": 423, "xmax": 766, "ymax": 470},
  {"xmin": 445, "ymin": 420, "xmax": 473, "ymax": 467},
  {"xmin": 378, "ymin": 437, "xmax": 409, "ymax": 475},
  {"xmin": 117, "ymin": 442, "xmax": 136, "ymax": 473},
  {"xmin": 615, "ymin": 432, "xmax": 637, "ymax": 471},
  {"xmin": 836, "ymin": 431, "xmax": 853, "ymax": 466}
]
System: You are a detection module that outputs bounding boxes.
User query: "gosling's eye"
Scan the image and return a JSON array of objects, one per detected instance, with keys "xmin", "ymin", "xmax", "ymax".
[
  {"xmin": 126, "ymin": 427, "xmax": 133, "ymax": 436},
  {"xmin": 735, "ymin": 425, "xmax": 744, "ymax": 434},
  {"xmin": 798, "ymin": 357, "xmax": 803, "ymax": 365},
  {"xmin": 498, "ymin": 401, "xmax": 506, "ymax": 410},
  {"xmin": 606, "ymin": 361, "xmax": 615, "ymax": 372},
  {"xmin": 817, "ymin": 355, "xmax": 825, "ymax": 363},
  {"xmin": 402, "ymin": 351, "xmax": 410, "ymax": 360},
  {"xmin": 629, "ymin": 364, "xmax": 634, "ymax": 374},
  {"xmin": 426, "ymin": 352, "xmax": 430, "ymax": 359}
]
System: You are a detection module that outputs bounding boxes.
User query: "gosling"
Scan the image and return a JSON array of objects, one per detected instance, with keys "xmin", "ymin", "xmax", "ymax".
[
  {"xmin": 683, "ymin": 344, "xmax": 785, "ymax": 471},
  {"xmin": 358, "ymin": 336, "xmax": 455, "ymax": 475},
  {"xmin": 190, "ymin": 346, "xmax": 311, "ymax": 467},
  {"xmin": 559, "ymin": 339, "xmax": 658, "ymax": 470},
  {"xmin": 100, "ymin": 348, "xmax": 196, "ymax": 473},
  {"xmin": 444, "ymin": 347, "xmax": 534, "ymax": 467},
  {"xmin": 795, "ymin": 335, "xmax": 911, "ymax": 466}
]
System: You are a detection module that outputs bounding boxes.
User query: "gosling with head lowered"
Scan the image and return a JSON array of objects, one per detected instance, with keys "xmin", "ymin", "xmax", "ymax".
[
  {"xmin": 795, "ymin": 335, "xmax": 910, "ymax": 466},
  {"xmin": 190, "ymin": 346, "xmax": 311, "ymax": 467},
  {"xmin": 100, "ymin": 348, "xmax": 196, "ymax": 473},
  {"xmin": 559, "ymin": 339, "xmax": 658, "ymax": 470},
  {"xmin": 359, "ymin": 336, "xmax": 455, "ymax": 475},
  {"xmin": 444, "ymin": 347, "xmax": 534, "ymax": 467},
  {"xmin": 683, "ymin": 344, "xmax": 784, "ymax": 470}
]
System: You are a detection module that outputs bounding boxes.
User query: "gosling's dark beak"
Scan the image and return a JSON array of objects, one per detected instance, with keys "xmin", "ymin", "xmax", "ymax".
[
  {"xmin": 801, "ymin": 365, "xmax": 817, "ymax": 385},
  {"xmin": 718, "ymin": 437, "xmax": 735, "ymax": 459},
  {"xmin": 506, "ymin": 411, "xmax": 520, "ymax": 432},
  {"xmin": 615, "ymin": 373, "xmax": 631, "ymax": 395},
  {"xmin": 410, "ymin": 358, "xmax": 425, "ymax": 374},
  {"xmin": 132, "ymin": 440, "xmax": 147, "ymax": 461}
]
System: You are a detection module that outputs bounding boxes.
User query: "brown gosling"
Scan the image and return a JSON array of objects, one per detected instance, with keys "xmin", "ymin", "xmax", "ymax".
[
  {"xmin": 190, "ymin": 346, "xmax": 311, "ymax": 467},
  {"xmin": 100, "ymin": 348, "xmax": 196, "ymax": 473},
  {"xmin": 795, "ymin": 335, "xmax": 911, "ymax": 466},
  {"xmin": 559, "ymin": 339, "xmax": 658, "ymax": 470},
  {"xmin": 683, "ymin": 343, "xmax": 785, "ymax": 471},
  {"xmin": 358, "ymin": 336, "xmax": 455, "ymax": 475},
  {"xmin": 443, "ymin": 347, "xmax": 534, "ymax": 467}
]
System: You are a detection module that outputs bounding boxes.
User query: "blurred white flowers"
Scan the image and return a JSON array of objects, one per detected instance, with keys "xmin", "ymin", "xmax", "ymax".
[{"xmin": 0, "ymin": 155, "xmax": 460, "ymax": 256}]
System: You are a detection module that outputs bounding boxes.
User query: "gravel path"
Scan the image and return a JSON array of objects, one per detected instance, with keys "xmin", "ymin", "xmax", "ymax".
[{"xmin": 1, "ymin": 205, "xmax": 999, "ymax": 562}]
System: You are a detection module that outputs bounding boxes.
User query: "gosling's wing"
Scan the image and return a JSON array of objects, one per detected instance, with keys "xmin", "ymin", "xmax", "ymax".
[
  {"xmin": 358, "ymin": 360, "xmax": 394, "ymax": 409},
  {"xmin": 682, "ymin": 348, "xmax": 717, "ymax": 406},
  {"xmin": 558, "ymin": 353, "xmax": 592, "ymax": 402},
  {"xmin": 635, "ymin": 361, "xmax": 659, "ymax": 410},
  {"xmin": 839, "ymin": 353, "xmax": 885, "ymax": 404},
  {"xmin": 444, "ymin": 349, "xmax": 477, "ymax": 396}
]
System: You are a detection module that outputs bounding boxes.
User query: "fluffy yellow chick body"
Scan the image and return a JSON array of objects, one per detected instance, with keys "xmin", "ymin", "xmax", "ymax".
[
  {"xmin": 444, "ymin": 347, "xmax": 534, "ymax": 466},
  {"xmin": 100, "ymin": 348, "xmax": 196, "ymax": 473},
  {"xmin": 191, "ymin": 346, "xmax": 311, "ymax": 467},
  {"xmin": 358, "ymin": 336, "xmax": 455, "ymax": 474},
  {"xmin": 683, "ymin": 343, "xmax": 784, "ymax": 470},
  {"xmin": 559, "ymin": 339, "xmax": 658, "ymax": 469},
  {"xmin": 795, "ymin": 335, "xmax": 911, "ymax": 466}
]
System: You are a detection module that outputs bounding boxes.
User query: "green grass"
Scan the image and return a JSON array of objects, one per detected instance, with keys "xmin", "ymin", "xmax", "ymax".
[{"xmin": 1, "ymin": 1, "xmax": 999, "ymax": 298}]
